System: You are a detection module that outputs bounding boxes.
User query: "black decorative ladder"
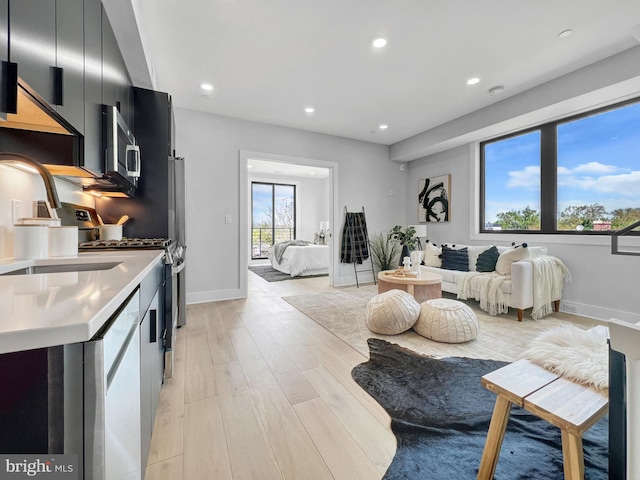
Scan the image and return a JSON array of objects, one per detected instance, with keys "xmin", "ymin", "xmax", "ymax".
[{"xmin": 340, "ymin": 207, "xmax": 376, "ymax": 288}]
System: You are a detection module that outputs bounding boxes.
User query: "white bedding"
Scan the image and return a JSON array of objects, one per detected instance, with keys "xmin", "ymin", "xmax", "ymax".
[{"xmin": 268, "ymin": 244, "xmax": 330, "ymax": 277}]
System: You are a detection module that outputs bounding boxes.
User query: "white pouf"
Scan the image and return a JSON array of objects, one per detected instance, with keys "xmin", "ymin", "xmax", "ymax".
[
  {"xmin": 365, "ymin": 289, "xmax": 420, "ymax": 335},
  {"xmin": 414, "ymin": 298, "xmax": 479, "ymax": 343}
]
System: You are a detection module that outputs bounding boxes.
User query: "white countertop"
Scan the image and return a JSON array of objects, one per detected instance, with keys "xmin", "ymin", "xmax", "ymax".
[{"xmin": 0, "ymin": 250, "xmax": 165, "ymax": 354}]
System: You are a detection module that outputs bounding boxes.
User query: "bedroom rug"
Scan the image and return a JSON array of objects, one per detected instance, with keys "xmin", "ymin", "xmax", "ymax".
[
  {"xmin": 351, "ymin": 338, "xmax": 608, "ymax": 480},
  {"xmin": 248, "ymin": 265, "xmax": 328, "ymax": 282},
  {"xmin": 281, "ymin": 286, "xmax": 599, "ymax": 362}
]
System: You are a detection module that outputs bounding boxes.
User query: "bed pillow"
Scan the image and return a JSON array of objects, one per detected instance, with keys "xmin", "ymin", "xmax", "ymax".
[
  {"xmin": 441, "ymin": 245, "xmax": 469, "ymax": 271},
  {"xmin": 423, "ymin": 242, "xmax": 442, "ymax": 267},
  {"xmin": 495, "ymin": 246, "xmax": 531, "ymax": 275},
  {"xmin": 476, "ymin": 246, "xmax": 500, "ymax": 272}
]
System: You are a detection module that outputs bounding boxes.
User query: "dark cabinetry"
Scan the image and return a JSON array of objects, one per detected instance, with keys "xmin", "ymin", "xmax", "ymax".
[
  {"xmin": 139, "ymin": 260, "xmax": 165, "ymax": 477},
  {"xmin": 0, "ymin": 0, "xmax": 135, "ymax": 179},
  {"xmin": 0, "ymin": 0, "xmax": 10, "ymax": 119},
  {"xmin": 102, "ymin": 5, "xmax": 132, "ymax": 127},
  {"xmin": 83, "ymin": 0, "xmax": 104, "ymax": 175},
  {"xmin": 9, "ymin": 0, "xmax": 57, "ymax": 106},
  {"xmin": 55, "ymin": 0, "xmax": 85, "ymax": 134}
]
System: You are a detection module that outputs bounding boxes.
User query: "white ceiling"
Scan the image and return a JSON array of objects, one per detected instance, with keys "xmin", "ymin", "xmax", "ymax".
[
  {"xmin": 119, "ymin": 0, "xmax": 640, "ymax": 146},
  {"xmin": 248, "ymin": 159, "xmax": 329, "ymax": 179}
]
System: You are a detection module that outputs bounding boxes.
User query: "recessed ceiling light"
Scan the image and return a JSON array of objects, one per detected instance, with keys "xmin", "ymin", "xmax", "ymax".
[
  {"xmin": 372, "ymin": 38, "xmax": 387, "ymax": 48},
  {"xmin": 305, "ymin": 106, "xmax": 315, "ymax": 113},
  {"xmin": 310, "ymin": 171, "xmax": 316, "ymax": 175},
  {"xmin": 466, "ymin": 77, "xmax": 480, "ymax": 85},
  {"xmin": 200, "ymin": 83, "xmax": 214, "ymax": 91},
  {"xmin": 379, "ymin": 124, "xmax": 388, "ymax": 130},
  {"xmin": 558, "ymin": 29, "xmax": 573, "ymax": 38},
  {"xmin": 489, "ymin": 85, "xmax": 505, "ymax": 96}
]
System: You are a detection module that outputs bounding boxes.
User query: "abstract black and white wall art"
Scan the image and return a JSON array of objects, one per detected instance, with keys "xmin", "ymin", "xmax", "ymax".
[{"xmin": 418, "ymin": 175, "xmax": 450, "ymax": 222}]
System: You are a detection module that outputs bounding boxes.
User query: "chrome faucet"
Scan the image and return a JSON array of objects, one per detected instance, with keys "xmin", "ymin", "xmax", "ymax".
[{"xmin": 0, "ymin": 152, "xmax": 61, "ymax": 209}]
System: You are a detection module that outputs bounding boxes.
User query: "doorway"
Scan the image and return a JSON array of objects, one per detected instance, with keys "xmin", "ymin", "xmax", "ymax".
[{"xmin": 239, "ymin": 151, "xmax": 339, "ymax": 297}]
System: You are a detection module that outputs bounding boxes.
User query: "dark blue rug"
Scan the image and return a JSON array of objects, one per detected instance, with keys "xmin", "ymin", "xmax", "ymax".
[
  {"xmin": 248, "ymin": 265, "xmax": 328, "ymax": 282},
  {"xmin": 351, "ymin": 338, "xmax": 608, "ymax": 479}
]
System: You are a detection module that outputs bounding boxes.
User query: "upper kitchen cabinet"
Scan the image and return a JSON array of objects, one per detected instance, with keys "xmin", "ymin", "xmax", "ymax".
[
  {"xmin": 83, "ymin": 0, "xmax": 103, "ymax": 175},
  {"xmin": 9, "ymin": 0, "xmax": 58, "ymax": 107},
  {"xmin": 102, "ymin": 6, "xmax": 133, "ymax": 128},
  {"xmin": 55, "ymin": 0, "xmax": 85, "ymax": 134}
]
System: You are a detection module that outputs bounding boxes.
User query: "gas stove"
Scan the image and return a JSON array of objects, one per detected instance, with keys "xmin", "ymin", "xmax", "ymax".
[{"xmin": 79, "ymin": 238, "xmax": 172, "ymax": 250}]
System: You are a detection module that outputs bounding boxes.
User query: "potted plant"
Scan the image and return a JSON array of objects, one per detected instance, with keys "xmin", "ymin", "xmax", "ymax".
[
  {"xmin": 369, "ymin": 232, "xmax": 401, "ymax": 272},
  {"xmin": 389, "ymin": 225, "xmax": 417, "ymax": 265}
]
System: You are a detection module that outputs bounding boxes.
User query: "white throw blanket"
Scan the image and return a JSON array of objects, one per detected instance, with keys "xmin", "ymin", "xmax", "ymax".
[
  {"xmin": 526, "ymin": 256, "xmax": 571, "ymax": 320},
  {"xmin": 457, "ymin": 255, "xmax": 570, "ymax": 319},
  {"xmin": 457, "ymin": 272, "xmax": 510, "ymax": 316}
]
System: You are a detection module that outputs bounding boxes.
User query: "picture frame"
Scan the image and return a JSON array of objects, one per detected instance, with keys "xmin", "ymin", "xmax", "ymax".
[{"xmin": 418, "ymin": 174, "xmax": 450, "ymax": 222}]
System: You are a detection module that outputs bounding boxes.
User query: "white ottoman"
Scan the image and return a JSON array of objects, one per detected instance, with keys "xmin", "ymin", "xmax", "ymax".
[
  {"xmin": 414, "ymin": 298, "xmax": 479, "ymax": 343},
  {"xmin": 365, "ymin": 289, "xmax": 420, "ymax": 335}
]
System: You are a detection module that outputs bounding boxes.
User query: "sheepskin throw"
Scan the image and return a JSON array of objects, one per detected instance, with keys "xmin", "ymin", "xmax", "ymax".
[{"xmin": 520, "ymin": 324, "xmax": 609, "ymax": 390}]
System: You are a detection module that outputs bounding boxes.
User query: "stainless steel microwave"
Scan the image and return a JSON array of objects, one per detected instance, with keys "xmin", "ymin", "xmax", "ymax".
[{"xmin": 103, "ymin": 105, "xmax": 141, "ymax": 190}]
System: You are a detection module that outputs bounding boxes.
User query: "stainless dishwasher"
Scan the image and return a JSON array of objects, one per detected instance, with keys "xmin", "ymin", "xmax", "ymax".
[{"xmin": 84, "ymin": 289, "xmax": 142, "ymax": 480}]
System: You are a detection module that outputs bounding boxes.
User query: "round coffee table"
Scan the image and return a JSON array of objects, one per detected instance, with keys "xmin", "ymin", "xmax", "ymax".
[{"xmin": 377, "ymin": 270, "xmax": 443, "ymax": 303}]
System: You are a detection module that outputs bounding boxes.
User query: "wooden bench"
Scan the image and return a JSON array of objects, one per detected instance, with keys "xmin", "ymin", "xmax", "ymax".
[{"xmin": 477, "ymin": 359, "xmax": 608, "ymax": 480}]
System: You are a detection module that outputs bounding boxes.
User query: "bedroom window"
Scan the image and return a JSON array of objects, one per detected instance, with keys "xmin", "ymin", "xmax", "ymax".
[
  {"xmin": 251, "ymin": 182, "xmax": 296, "ymax": 259},
  {"xmin": 480, "ymin": 97, "xmax": 640, "ymax": 234}
]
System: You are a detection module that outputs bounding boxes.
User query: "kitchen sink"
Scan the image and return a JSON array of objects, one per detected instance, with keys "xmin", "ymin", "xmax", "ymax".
[{"xmin": 0, "ymin": 261, "xmax": 123, "ymax": 276}]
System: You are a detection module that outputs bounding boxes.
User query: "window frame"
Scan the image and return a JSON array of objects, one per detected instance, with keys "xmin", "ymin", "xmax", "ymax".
[
  {"xmin": 479, "ymin": 96, "xmax": 640, "ymax": 235},
  {"xmin": 251, "ymin": 181, "xmax": 297, "ymax": 259}
]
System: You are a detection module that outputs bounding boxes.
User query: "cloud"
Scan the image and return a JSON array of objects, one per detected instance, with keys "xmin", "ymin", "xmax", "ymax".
[
  {"xmin": 506, "ymin": 165, "xmax": 540, "ymax": 189},
  {"xmin": 572, "ymin": 161, "xmax": 619, "ymax": 174},
  {"xmin": 588, "ymin": 171, "xmax": 640, "ymax": 195}
]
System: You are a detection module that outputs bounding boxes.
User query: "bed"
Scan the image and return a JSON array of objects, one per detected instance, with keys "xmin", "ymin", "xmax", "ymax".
[{"xmin": 267, "ymin": 241, "xmax": 330, "ymax": 277}]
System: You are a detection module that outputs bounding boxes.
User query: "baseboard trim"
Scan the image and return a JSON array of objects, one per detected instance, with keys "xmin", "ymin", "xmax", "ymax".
[
  {"xmin": 187, "ymin": 289, "xmax": 244, "ymax": 304},
  {"xmin": 560, "ymin": 300, "xmax": 640, "ymax": 324}
]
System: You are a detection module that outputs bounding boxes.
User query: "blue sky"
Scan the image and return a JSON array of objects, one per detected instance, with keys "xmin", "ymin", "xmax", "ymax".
[
  {"xmin": 252, "ymin": 183, "xmax": 295, "ymax": 226},
  {"xmin": 484, "ymin": 102, "xmax": 640, "ymax": 223}
]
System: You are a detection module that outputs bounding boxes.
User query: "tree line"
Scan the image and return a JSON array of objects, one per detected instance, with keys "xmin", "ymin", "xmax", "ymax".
[{"xmin": 493, "ymin": 205, "xmax": 640, "ymax": 231}]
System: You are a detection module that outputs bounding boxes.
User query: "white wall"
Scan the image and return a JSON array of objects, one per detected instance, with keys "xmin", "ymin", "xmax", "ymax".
[
  {"xmin": 175, "ymin": 108, "xmax": 407, "ymax": 303},
  {"xmin": 0, "ymin": 167, "xmax": 93, "ymax": 259}
]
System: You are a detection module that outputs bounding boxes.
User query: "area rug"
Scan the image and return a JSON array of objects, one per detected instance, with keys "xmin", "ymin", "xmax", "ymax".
[
  {"xmin": 248, "ymin": 265, "xmax": 328, "ymax": 282},
  {"xmin": 282, "ymin": 286, "xmax": 596, "ymax": 362},
  {"xmin": 351, "ymin": 338, "xmax": 608, "ymax": 480}
]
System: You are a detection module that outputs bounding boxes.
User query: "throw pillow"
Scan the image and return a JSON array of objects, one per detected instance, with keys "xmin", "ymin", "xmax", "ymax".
[
  {"xmin": 423, "ymin": 242, "xmax": 442, "ymax": 267},
  {"xmin": 466, "ymin": 245, "xmax": 490, "ymax": 271},
  {"xmin": 441, "ymin": 245, "xmax": 469, "ymax": 271},
  {"xmin": 476, "ymin": 246, "xmax": 499, "ymax": 272},
  {"xmin": 495, "ymin": 246, "xmax": 531, "ymax": 275}
]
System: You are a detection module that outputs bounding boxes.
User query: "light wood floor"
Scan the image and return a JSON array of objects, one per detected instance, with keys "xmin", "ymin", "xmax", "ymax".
[{"xmin": 143, "ymin": 272, "xmax": 594, "ymax": 480}]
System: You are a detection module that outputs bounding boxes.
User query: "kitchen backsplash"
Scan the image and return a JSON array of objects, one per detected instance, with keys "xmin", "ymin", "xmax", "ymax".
[{"xmin": 0, "ymin": 166, "xmax": 95, "ymax": 259}]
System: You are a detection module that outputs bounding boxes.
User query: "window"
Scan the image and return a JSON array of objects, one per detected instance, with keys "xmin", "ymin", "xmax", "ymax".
[
  {"xmin": 481, "ymin": 98, "xmax": 640, "ymax": 233},
  {"xmin": 251, "ymin": 182, "xmax": 296, "ymax": 259}
]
